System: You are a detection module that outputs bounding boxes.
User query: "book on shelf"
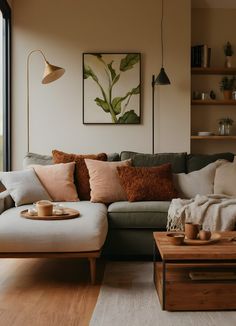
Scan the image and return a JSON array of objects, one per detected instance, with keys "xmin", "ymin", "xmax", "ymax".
[{"xmin": 191, "ymin": 44, "xmax": 211, "ymax": 68}]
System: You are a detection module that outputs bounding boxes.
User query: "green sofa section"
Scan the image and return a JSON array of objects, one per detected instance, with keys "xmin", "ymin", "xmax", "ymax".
[
  {"xmin": 107, "ymin": 201, "xmax": 170, "ymax": 229},
  {"xmin": 103, "ymin": 229, "xmax": 157, "ymax": 256},
  {"xmin": 103, "ymin": 151, "xmax": 235, "ymax": 257},
  {"xmin": 103, "ymin": 201, "xmax": 170, "ymax": 256}
]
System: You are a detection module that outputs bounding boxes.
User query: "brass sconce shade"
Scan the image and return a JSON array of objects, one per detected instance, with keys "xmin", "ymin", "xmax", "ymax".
[{"xmin": 42, "ymin": 61, "xmax": 65, "ymax": 84}]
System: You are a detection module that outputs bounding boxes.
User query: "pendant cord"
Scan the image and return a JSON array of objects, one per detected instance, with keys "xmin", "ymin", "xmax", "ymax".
[
  {"xmin": 152, "ymin": 75, "xmax": 155, "ymax": 154},
  {"xmin": 161, "ymin": 0, "xmax": 164, "ymax": 68}
]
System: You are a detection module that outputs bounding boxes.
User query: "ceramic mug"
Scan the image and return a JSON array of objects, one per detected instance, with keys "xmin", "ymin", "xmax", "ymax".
[
  {"xmin": 185, "ymin": 222, "xmax": 200, "ymax": 240},
  {"xmin": 199, "ymin": 230, "xmax": 211, "ymax": 241},
  {"xmin": 36, "ymin": 200, "xmax": 53, "ymax": 216}
]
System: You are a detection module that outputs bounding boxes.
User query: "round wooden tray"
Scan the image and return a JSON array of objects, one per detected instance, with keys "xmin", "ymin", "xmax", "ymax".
[
  {"xmin": 20, "ymin": 208, "xmax": 80, "ymax": 220},
  {"xmin": 184, "ymin": 233, "xmax": 221, "ymax": 245}
]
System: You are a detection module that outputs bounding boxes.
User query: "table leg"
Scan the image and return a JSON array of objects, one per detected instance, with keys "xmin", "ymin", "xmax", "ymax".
[{"xmin": 162, "ymin": 260, "xmax": 166, "ymax": 310}]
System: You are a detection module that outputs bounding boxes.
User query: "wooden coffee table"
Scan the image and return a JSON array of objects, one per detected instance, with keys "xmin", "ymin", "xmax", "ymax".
[{"xmin": 153, "ymin": 231, "xmax": 236, "ymax": 311}]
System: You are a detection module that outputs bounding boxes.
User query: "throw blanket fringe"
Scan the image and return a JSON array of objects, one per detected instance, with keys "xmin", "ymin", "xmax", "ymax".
[{"xmin": 167, "ymin": 194, "xmax": 236, "ymax": 231}]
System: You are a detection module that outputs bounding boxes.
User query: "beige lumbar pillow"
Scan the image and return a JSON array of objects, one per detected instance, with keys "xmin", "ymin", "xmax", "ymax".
[
  {"xmin": 30, "ymin": 162, "xmax": 79, "ymax": 202},
  {"xmin": 173, "ymin": 160, "xmax": 225, "ymax": 199},
  {"xmin": 85, "ymin": 159, "xmax": 131, "ymax": 203},
  {"xmin": 214, "ymin": 157, "xmax": 236, "ymax": 196}
]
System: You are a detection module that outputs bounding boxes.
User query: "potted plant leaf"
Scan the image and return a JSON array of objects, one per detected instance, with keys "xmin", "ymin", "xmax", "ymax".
[
  {"xmin": 219, "ymin": 76, "xmax": 236, "ymax": 100},
  {"xmin": 224, "ymin": 41, "xmax": 233, "ymax": 68},
  {"xmin": 218, "ymin": 117, "xmax": 234, "ymax": 135}
]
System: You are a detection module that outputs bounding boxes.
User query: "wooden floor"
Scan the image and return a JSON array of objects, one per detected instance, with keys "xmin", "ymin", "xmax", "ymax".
[{"xmin": 0, "ymin": 258, "xmax": 105, "ymax": 326}]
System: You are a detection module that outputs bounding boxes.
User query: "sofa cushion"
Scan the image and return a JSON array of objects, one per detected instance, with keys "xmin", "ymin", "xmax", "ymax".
[
  {"xmin": 107, "ymin": 153, "xmax": 120, "ymax": 162},
  {"xmin": 187, "ymin": 152, "xmax": 234, "ymax": 172},
  {"xmin": 23, "ymin": 152, "xmax": 53, "ymax": 168},
  {"xmin": 23, "ymin": 152, "xmax": 119, "ymax": 169},
  {"xmin": 31, "ymin": 163, "xmax": 79, "ymax": 202},
  {"xmin": 85, "ymin": 159, "xmax": 131, "ymax": 203},
  {"xmin": 173, "ymin": 160, "xmax": 224, "ymax": 199},
  {"xmin": 214, "ymin": 158, "xmax": 236, "ymax": 196},
  {"xmin": 0, "ymin": 190, "xmax": 14, "ymax": 214},
  {"xmin": 0, "ymin": 169, "xmax": 52, "ymax": 206},
  {"xmin": 0, "ymin": 201, "xmax": 108, "ymax": 252},
  {"xmin": 120, "ymin": 151, "xmax": 187, "ymax": 173},
  {"xmin": 117, "ymin": 164, "xmax": 177, "ymax": 202},
  {"xmin": 108, "ymin": 201, "xmax": 170, "ymax": 229},
  {"xmin": 52, "ymin": 150, "xmax": 107, "ymax": 200}
]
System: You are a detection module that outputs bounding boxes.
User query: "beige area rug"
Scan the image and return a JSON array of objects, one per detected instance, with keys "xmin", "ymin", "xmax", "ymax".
[{"xmin": 90, "ymin": 262, "xmax": 236, "ymax": 326}]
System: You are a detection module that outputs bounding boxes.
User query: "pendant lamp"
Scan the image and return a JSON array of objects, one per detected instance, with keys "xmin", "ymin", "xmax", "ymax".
[
  {"xmin": 152, "ymin": 0, "xmax": 171, "ymax": 154},
  {"xmin": 155, "ymin": 0, "xmax": 171, "ymax": 85}
]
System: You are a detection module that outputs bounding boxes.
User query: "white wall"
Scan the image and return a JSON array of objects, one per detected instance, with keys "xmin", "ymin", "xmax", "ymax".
[{"xmin": 12, "ymin": 0, "xmax": 190, "ymax": 169}]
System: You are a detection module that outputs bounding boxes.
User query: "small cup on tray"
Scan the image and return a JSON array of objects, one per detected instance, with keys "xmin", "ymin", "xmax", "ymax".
[
  {"xmin": 36, "ymin": 200, "xmax": 53, "ymax": 216},
  {"xmin": 166, "ymin": 233, "xmax": 185, "ymax": 246}
]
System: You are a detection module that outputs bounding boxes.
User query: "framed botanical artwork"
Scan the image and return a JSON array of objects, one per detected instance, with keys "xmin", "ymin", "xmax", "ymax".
[{"xmin": 82, "ymin": 53, "xmax": 141, "ymax": 124}]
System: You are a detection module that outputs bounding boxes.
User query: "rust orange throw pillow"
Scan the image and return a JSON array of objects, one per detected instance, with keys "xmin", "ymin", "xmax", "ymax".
[
  {"xmin": 117, "ymin": 163, "xmax": 178, "ymax": 202},
  {"xmin": 52, "ymin": 150, "xmax": 107, "ymax": 200}
]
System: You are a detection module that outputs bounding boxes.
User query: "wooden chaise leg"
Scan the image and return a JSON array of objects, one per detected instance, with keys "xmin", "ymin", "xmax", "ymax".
[{"xmin": 89, "ymin": 257, "xmax": 96, "ymax": 285}]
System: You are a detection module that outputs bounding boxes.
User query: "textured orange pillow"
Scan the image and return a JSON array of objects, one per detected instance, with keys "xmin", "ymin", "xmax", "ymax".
[
  {"xmin": 117, "ymin": 163, "xmax": 178, "ymax": 202},
  {"xmin": 85, "ymin": 159, "xmax": 132, "ymax": 203},
  {"xmin": 52, "ymin": 150, "xmax": 107, "ymax": 200},
  {"xmin": 31, "ymin": 162, "xmax": 79, "ymax": 202}
]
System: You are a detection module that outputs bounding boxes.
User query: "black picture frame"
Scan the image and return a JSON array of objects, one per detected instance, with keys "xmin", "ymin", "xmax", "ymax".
[{"xmin": 82, "ymin": 52, "xmax": 141, "ymax": 125}]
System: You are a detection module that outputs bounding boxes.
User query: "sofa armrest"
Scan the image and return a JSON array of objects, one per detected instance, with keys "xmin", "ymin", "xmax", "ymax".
[{"xmin": 0, "ymin": 190, "xmax": 14, "ymax": 214}]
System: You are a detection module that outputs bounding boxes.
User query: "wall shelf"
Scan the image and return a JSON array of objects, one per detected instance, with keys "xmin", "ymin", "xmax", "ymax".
[
  {"xmin": 191, "ymin": 135, "xmax": 236, "ymax": 140},
  {"xmin": 191, "ymin": 67, "xmax": 236, "ymax": 75},
  {"xmin": 191, "ymin": 100, "xmax": 236, "ymax": 105}
]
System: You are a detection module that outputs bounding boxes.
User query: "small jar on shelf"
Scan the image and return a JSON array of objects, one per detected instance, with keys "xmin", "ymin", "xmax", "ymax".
[{"xmin": 218, "ymin": 117, "xmax": 234, "ymax": 136}]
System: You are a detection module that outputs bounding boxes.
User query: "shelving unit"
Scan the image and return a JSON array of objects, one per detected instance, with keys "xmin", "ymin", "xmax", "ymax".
[
  {"xmin": 191, "ymin": 136, "xmax": 236, "ymax": 140},
  {"xmin": 192, "ymin": 100, "xmax": 236, "ymax": 105},
  {"xmin": 191, "ymin": 9, "xmax": 236, "ymax": 154},
  {"xmin": 191, "ymin": 67, "xmax": 236, "ymax": 149},
  {"xmin": 191, "ymin": 67, "xmax": 236, "ymax": 75}
]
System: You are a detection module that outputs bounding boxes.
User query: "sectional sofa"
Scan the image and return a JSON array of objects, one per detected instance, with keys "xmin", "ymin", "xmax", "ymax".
[
  {"xmin": 27, "ymin": 151, "xmax": 236, "ymax": 255},
  {"xmin": 0, "ymin": 151, "xmax": 234, "ymax": 264}
]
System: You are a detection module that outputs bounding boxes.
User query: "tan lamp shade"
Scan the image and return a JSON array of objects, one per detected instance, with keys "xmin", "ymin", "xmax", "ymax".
[{"xmin": 42, "ymin": 61, "xmax": 65, "ymax": 84}]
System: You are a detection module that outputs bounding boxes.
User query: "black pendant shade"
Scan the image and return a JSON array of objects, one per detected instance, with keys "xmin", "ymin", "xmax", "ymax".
[{"xmin": 155, "ymin": 67, "xmax": 170, "ymax": 85}]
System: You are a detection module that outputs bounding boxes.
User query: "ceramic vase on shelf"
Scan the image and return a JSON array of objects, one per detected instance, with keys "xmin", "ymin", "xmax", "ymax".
[
  {"xmin": 219, "ymin": 123, "xmax": 231, "ymax": 136},
  {"xmin": 223, "ymin": 90, "xmax": 232, "ymax": 100},
  {"xmin": 225, "ymin": 56, "xmax": 232, "ymax": 68}
]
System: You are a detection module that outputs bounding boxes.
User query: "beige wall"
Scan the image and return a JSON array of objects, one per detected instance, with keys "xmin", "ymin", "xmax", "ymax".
[
  {"xmin": 191, "ymin": 8, "xmax": 236, "ymax": 154},
  {"xmin": 12, "ymin": 0, "xmax": 190, "ymax": 169}
]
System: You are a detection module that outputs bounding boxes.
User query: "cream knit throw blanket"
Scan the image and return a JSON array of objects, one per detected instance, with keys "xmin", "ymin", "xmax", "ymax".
[{"xmin": 167, "ymin": 194, "xmax": 236, "ymax": 231}]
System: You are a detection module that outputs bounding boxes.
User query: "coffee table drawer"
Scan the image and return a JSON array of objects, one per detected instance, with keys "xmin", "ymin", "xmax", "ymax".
[{"xmin": 154, "ymin": 262, "xmax": 236, "ymax": 311}]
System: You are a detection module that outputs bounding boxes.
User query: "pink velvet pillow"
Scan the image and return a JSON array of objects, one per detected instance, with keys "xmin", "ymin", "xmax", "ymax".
[
  {"xmin": 31, "ymin": 162, "xmax": 79, "ymax": 202},
  {"xmin": 85, "ymin": 159, "xmax": 132, "ymax": 203}
]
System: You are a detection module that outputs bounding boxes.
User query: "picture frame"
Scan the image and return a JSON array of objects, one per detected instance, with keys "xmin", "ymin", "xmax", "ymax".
[{"xmin": 82, "ymin": 53, "xmax": 141, "ymax": 124}]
